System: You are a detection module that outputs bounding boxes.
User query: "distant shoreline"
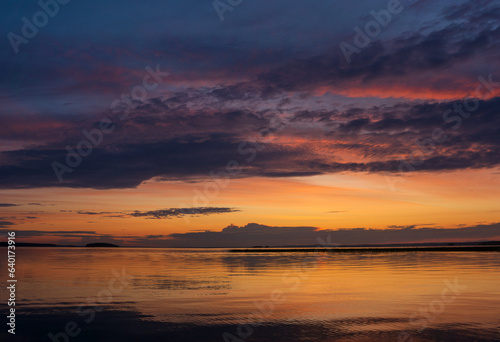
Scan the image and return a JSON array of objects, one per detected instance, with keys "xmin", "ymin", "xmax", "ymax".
[
  {"xmin": 229, "ymin": 246, "xmax": 500, "ymax": 253},
  {"xmin": 1, "ymin": 241, "xmax": 499, "ymax": 250}
]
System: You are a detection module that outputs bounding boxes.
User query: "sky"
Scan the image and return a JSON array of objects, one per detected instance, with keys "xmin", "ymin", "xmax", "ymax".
[{"xmin": 0, "ymin": 0, "xmax": 499, "ymax": 247}]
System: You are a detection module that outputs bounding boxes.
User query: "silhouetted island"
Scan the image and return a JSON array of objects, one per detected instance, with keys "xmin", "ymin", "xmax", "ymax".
[{"xmin": 85, "ymin": 243, "xmax": 119, "ymax": 247}]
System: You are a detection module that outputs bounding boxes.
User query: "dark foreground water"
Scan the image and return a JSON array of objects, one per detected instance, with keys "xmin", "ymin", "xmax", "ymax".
[{"xmin": 0, "ymin": 247, "xmax": 499, "ymax": 341}]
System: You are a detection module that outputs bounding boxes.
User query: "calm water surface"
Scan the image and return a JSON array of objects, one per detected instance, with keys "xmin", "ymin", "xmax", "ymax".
[{"xmin": 1, "ymin": 247, "xmax": 499, "ymax": 341}]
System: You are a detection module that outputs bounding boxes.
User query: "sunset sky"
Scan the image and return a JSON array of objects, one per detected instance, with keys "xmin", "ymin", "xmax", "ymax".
[{"xmin": 1, "ymin": 0, "xmax": 499, "ymax": 247}]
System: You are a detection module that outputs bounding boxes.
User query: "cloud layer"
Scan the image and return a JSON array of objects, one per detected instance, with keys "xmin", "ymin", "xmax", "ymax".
[
  {"xmin": 0, "ymin": 0, "xmax": 499, "ymax": 189},
  {"xmin": 5, "ymin": 222, "xmax": 500, "ymax": 247}
]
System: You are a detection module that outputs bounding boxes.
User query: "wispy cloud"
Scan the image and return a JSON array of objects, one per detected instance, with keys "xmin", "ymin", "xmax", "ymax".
[
  {"xmin": 76, "ymin": 211, "xmax": 116, "ymax": 215},
  {"xmin": 74, "ymin": 207, "xmax": 241, "ymax": 219},
  {"xmin": 0, "ymin": 221, "xmax": 16, "ymax": 228},
  {"xmin": 129, "ymin": 207, "xmax": 240, "ymax": 219}
]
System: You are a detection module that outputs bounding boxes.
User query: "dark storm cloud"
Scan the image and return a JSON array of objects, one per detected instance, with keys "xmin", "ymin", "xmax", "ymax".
[
  {"xmin": 0, "ymin": 133, "xmax": 308, "ymax": 188},
  {"xmin": 0, "ymin": 203, "xmax": 19, "ymax": 207},
  {"xmin": 0, "ymin": 95, "xmax": 499, "ymax": 189},
  {"xmin": 0, "ymin": 136, "xmax": 240, "ymax": 189}
]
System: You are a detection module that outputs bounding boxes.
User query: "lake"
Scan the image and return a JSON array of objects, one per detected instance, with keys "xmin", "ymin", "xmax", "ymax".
[{"xmin": 1, "ymin": 247, "xmax": 499, "ymax": 341}]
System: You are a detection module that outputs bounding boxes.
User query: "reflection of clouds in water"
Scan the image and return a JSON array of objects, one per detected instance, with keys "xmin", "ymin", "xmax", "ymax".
[
  {"xmin": 132, "ymin": 275, "xmax": 232, "ymax": 292},
  {"xmin": 224, "ymin": 251, "xmax": 410, "ymax": 267},
  {"xmin": 219, "ymin": 251, "xmax": 436, "ymax": 275},
  {"xmin": 220, "ymin": 254, "xmax": 319, "ymax": 273}
]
